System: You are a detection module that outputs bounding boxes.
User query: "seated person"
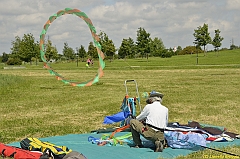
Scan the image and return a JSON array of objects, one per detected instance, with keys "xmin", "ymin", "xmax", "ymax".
[{"xmin": 130, "ymin": 91, "xmax": 168, "ymax": 152}]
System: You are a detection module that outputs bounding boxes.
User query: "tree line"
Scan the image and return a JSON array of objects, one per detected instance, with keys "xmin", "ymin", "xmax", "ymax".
[{"xmin": 1, "ymin": 23, "xmax": 237, "ymax": 65}]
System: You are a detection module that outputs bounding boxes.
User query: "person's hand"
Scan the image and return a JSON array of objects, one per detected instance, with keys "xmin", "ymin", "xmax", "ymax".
[{"xmin": 131, "ymin": 115, "xmax": 136, "ymax": 119}]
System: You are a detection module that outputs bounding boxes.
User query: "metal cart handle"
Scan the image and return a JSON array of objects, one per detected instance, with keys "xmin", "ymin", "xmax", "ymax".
[{"xmin": 124, "ymin": 80, "xmax": 142, "ymax": 112}]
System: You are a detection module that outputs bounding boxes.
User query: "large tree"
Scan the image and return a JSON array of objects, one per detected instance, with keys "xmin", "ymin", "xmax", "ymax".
[
  {"xmin": 173, "ymin": 46, "xmax": 183, "ymax": 55},
  {"xmin": 118, "ymin": 39, "xmax": 128, "ymax": 59},
  {"xmin": 149, "ymin": 37, "xmax": 165, "ymax": 57},
  {"xmin": 193, "ymin": 23, "xmax": 211, "ymax": 56},
  {"xmin": 87, "ymin": 42, "xmax": 98, "ymax": 59},
  {"xmin": 10, "ymin": 33, "xmax": 39, "ymax": 64},
  {"xmin": 77, "ymin": 45, "xmax": 87, "ymax": 61},
  {"xmin": 1, "ymin": 52, "xmax": 9, "ymax": 63},
  {"xmin": 98, "ymin": 31, "xmax": 116, "ymax": 61},
  {"xmin": 136, "ymin": 27, "xmax": 151, "ymax": 58},
  {"xmin": 126, "ymin": 37, "xmax": 136, "ymax": 58},
  {"xmin": 10, "ymin": 36, "xmax": 21, "ymax": 58},
  {"xmin": 212, "ymin": 29, "xmax": 224, "ymax": 53},
  {"xmin": 45, "ymin": 39, "xmax": 58, "ymax": 61},
  {"xmin": 62, "ymin": 42, "xmax": 75, "ymax": 61},
  {"xmin": 118, "ymin": 37, "xmax": 136, "ymax": 59}
]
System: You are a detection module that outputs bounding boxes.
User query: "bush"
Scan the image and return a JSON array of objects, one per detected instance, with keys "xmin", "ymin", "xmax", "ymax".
[
  {"xmin": 6, "ymin": 58, "xmax": 22, "ymax": 65},
  {"xmin": 179, "ymin": 46, "xmax": 203, "ymax": 55},
  {"xmin": 161, "ymin": 49, "xmax": 173, "ymax": 58}
]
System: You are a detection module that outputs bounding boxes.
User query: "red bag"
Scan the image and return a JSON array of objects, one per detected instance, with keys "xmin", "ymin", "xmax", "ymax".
[{"xmin": 0, "ymin": 143, "xmax": 48, "ymax": 159}]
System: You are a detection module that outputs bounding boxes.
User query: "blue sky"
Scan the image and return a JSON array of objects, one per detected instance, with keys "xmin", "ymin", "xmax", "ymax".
[{"xmin": 0, "ymin": 0, "xmax": 239, "ymax": 55}]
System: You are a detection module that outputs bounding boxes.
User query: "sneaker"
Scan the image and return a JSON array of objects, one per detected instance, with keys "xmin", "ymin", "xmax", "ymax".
[
  {"xmin": 134, "ymin": 145, "xmax": 144, "ymax": 148},
  {"xmin": 154, "ymin": 140, "xmax": 163, "ymax": 152}
]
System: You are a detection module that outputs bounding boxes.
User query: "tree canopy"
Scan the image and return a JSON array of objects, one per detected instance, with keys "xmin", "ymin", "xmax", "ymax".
[
  {"xmin": 77, "ymin": 45, "xmax": 87, "ymax": 61},
  {"xmin": 212, "ymin": 29, "xmax": 224, "ymax": 52},
  {"xmin": 149, "ymin": 37, "xmax": 165, "ymax": 57},
  {"xmin": 118, "ymin": 37, "xmax": 135, "ymax": 59},
  {"xmin": 99, "ymin": 31, "xmax": 116, "ymax": 60},
  {"xmin": 10, "ymin": 33, "xmax": 39, "ymax": 64},
  {"xmin": 62, "ymin": 42, "xmax": 75, "ymax": 61},
  {"xmin": 193, "ymin": 23, "xmax": 212, "ymax": 55},
  {"xmin": 136, "ymin": 27, "xmax": 151, "ymax": 57},
  {"xmin": 87, "ymin": 41, "xmax": 98, "ymax": 59},
  {"xmin": 45, "ymin": 39, "xmax": 58, "ymax": 61},
  {"xmin": 1, "ymin": 23, "xmax": 233, "ymax": 65}
]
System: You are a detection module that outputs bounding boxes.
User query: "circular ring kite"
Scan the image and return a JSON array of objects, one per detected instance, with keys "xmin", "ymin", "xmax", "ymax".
[{"xmin": 39, "ymin": 8, "xmax": 105, "ymax": 87}]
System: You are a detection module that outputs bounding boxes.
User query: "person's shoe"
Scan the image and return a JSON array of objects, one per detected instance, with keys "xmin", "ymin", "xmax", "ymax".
[
  {"xmin": 133, "ymin": 144, "xmax": 144, "ymax": 148},
  {"xmin": 154, "ymin": 140, "xmax": 163, "ymax": 152}
]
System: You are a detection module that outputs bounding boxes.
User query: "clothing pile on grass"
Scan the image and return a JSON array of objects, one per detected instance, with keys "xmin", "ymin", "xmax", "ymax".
[
  {"xmin": 89, "ymin": 120, "xmax": 240, "ymax": 150},
  {"xmin": 165, "ymin": 120, "xmax": 240, "ymax": 149}
]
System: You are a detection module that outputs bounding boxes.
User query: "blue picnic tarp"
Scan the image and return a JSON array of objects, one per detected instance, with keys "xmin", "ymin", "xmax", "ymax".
[{"xmin": 8, "ymin": 132, "xmax": 240, "ymax": 159}]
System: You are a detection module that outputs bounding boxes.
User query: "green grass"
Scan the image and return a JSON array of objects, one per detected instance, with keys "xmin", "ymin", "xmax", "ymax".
[{"xmin": 0, "ymin": 50, "xmax": 240, "ymax": 158}]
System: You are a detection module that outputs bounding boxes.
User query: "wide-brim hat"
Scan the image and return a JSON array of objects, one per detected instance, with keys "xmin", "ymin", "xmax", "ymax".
[{"xmin": 149, "ymin": 91, "xmax": 164, "ymax": 99}]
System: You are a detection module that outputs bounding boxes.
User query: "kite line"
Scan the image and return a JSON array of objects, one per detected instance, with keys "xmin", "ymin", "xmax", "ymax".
[{"xmin": 39, "ymin": 8, "xmax": 105, "ymax": 87}]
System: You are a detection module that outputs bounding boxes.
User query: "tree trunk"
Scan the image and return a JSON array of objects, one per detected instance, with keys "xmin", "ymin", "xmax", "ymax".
[{"xmin": 204, "ymin": 45, "xmax": 206, "ymax": 56}]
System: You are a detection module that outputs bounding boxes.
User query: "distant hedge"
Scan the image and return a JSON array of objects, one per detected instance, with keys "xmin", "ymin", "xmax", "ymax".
[{"xmin": 6, "ymin": 58, "xmax": 22, "ymax": 65}]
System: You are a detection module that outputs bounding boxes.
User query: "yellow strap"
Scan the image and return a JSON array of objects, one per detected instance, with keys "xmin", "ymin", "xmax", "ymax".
[{"xmin": 27, "ymin": 138, "xmax": 72, "ymax": 155}]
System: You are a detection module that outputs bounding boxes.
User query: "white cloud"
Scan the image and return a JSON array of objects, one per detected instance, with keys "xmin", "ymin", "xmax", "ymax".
[
  {"xmin": 0, "ymin": 0, "xmax": 240, "ymax": 54},
  {"xmin": 226, "ymin": 0, "xmax": 240, "ymax": 10}
]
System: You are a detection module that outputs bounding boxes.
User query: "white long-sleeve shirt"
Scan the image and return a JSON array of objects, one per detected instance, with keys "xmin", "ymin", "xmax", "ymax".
[{"xmin": 136, "ymin": 101, "xmax": 168, "ymax": 130}]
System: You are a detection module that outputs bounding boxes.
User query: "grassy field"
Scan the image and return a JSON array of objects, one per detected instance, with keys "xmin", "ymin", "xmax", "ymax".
[{"xmin": 0, "ymin": 50, "xmax": 240, "ymax": 158}]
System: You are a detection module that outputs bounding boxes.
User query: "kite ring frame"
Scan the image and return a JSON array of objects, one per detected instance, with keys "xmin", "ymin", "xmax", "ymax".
[{"xmin": 39, "ymin": 8, "xmax": 105, "ymax": 87}]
